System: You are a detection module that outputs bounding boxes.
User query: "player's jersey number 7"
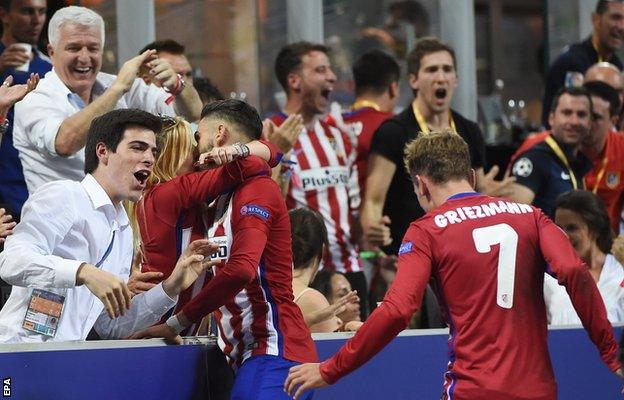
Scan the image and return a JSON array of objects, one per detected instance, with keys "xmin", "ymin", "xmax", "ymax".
[{"xmin": 472, "ymin": 223, "xmax": 519, "ymax": 309}]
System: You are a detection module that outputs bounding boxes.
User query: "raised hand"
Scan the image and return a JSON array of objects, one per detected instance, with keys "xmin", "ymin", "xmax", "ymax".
[
  {"xmin": 0, "ymin": 73, "xmax": 39, "ymax": 113},
  {"xmin": 76, "ymin": 263, "xmax": 132, "ymax": 318},
  {"xmin": 478, "ymin": 165, "xmax": 516, "ymax": 197},
  {"xmin": 195, "ymin": 144, "xmax": 246, "ymax": 169},
  {"xmin": 162, "ymin": 239, "xmax": 219, "ymax": 297},
  {"xmin": 263, "ymin": 114, "xmax": 303, "ymax": 153},
  {"xmin": 114, "ymin": 49, "xmax": 158, "ymax": 93},
  {"xmin": 127, "ymin": 270, "xmax": 164, "ymax": 295},
  {"xmin": 284, "ymin": 363, "xmax": 328, "ymax": 400},
  {"xmin": 0, "ymin": 44, "xmax": 31, "ymax": 73}
]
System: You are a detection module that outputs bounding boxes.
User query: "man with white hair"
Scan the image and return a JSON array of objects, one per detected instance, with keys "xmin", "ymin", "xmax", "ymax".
[{"xmin": 13, "ymin": 6, "xmax": 203, "ymax": 193}]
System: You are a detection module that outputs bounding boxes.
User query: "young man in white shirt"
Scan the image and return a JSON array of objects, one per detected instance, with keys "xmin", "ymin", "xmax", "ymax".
[{"xmin": 0, "ymin": 108, "xmax": 216, "ymax": 342}]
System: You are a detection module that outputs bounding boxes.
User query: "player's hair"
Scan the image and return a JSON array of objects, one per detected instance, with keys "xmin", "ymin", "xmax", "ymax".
[
  {"xmin": 290, "ymin": 208, "xmax": 329, "ymax": 269},
  {"xmin": 407, "ymin": 36, "xmax": 456, "ymax": 76},
  {"xmin": 352, "ymin": 50, "xmax": 400, "ymax": 96},
  {"xmin": 550, "ymin": 86, "xmax": 593, "ymax": 114},
  {"xmin": 48, "ymin": 6, "xmax": 105, "ymax": 49},
  {"xmin": 274, "ymin": 41, "xmax": 330, "ymax": 92},
  {"xmin": 596, "ymin": 0, "xmax": 624, "ymax": 14},
  {"xmin": 404, "ymin": 130, "xmax": 471, "ymax": 184},
  {"xmin": 200, "ymin": 99, "xmax": 263, "ymax": 141},
  {"xmin": 139, "ymin": 39, "xmax": 185, "ymax": 55},
  {"xmin": 583, "ymin": 80, "xmax": 621, "ymax": 117},
  {"xmin": 193, "ymin": 77, "xmax": 225, "ymax": 105},
  {"xmin": 84, "ymin": 109, "xmax": 162, "ymax": 174},
  {"xmin": 555, "ymin": 190, "xmax": 615, "ymax": 254}
]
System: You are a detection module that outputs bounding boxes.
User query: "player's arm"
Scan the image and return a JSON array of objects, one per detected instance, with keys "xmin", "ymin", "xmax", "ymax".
[
  {"xmin": 285, "ymin": 226, "xmax": 433, "ymax": 398},
  {"xmin": 538, "ymin": 212, "xmax": 622, "ymax": 372},
  {"xmin": 361, "ymin": 154, "xmax": 394, "ymax": 248}
]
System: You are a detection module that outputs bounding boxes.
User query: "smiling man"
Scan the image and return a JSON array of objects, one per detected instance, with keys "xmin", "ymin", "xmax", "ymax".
[
  {"xmin": 12, "ymin": 6, "xmax": 202, "ymax": 195},
  {"xmin": 509, "ymin": 87, "xmax": 594, "ymax": 218},
  {"xmin": 270, "ymin": 42, "xmax": 367, "ymax": 318},
  {"xmin": 0, "ymin": 109, "xmax": 216, "ymax": 342},
  {"xmin": 542, "ymin": 0, "xmax": 624, "ymax": 127}
]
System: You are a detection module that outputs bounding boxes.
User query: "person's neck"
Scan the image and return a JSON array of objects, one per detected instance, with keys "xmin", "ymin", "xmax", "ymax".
[
  {"xmin": 551, "ymin": 133, "xmax": 581, "ymax": 156},
  {"xmin": 431, "ymin": 180, "xmax": 475, "ymax": 208},
  {"xmin": 353, "ymin": 93, "xmax": 392, "ymax": 113},
  {"xmin": 580, "ymin": 135, "xmax": 608, "ymax": 160},
  {"xmin": 592, "ymin": 32, "xmax": 614, "ymax": 60},
  {"xmin": 90, "ymin": 171, "xmax": 120, "ymax": 205},
  {"xmin": 284, "ymin": 98, "xmax": 318, "ymax": 128},
  {"xmin": 292, "ymin": 265, "xmax": 316, "ymax": 288},
  {"xmin": 582, "ymin": 245, "xmax": 606, "ymax": 282},
  {"xmin": 413, "ymin": 96, "xmax": 451, "ymax": 130}
]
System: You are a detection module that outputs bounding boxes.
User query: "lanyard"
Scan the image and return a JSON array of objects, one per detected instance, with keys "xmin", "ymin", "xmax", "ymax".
[
  {"xmin": 412, "ymin": 101, "xmax": 457, "ymax": 135},
  {"xmin": 544, "ymin": 136, "xmax": 579, "ymax": 190},
  {"xmin": 95, "ymin": 230, "xmax": 116, "ymax": 268},
  {"xmin": 592, "ymin": 37, "xmax": 605, "ymax": 63},
  {"xmin": 585, "ymin": 156, "xmax": 609, "ymax": 194},
  {"xmin": 352, "ymin": 100, "xmax": 381, "ymax": 112}
]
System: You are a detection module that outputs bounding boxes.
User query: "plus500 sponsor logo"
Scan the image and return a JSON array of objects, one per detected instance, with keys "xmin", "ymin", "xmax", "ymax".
[{"xmin": 299, "ymin": 166, "xmax": 349, "ymax": 191}]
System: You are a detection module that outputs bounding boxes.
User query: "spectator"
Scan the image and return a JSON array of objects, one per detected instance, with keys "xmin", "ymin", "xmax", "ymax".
[
  {"xmin": 132, "ymin": 100, "xmax": 318, "ymax": 400},
  {"xmin": 270, "ymin": 42, "xmax": 368, "ymax": 320},
  {"xmin": 545, "ymin": 190, "xmax": 624, "ymax": 325},
  {"xmin": 0, "ymin": 0, "xmax": 50, "ymax": 217},
  {"xmin": 0, "ymin": 108, "xmax": 216, "ymax": 342},
  {"xmin": 311, "ymin": 270, "xmax": 362, "ymax": 330},
  {"xmin": 13, "ymin": 6, "xmax": 202, "ymax": 194},
  {"xmin": 139, "ymin": 39, "xmax": 194, "ymax": 86},
  {"xmin": 193, "ymin": 76, "xmax": 225, "ymax": 106},
  {"xmin": 542, "ymin": 0, "xmax": 624, "ymax": 127},
  {"xmin": 290, "ymin": 207, "xmax": 359, "ymax": 332},
  {"xmin": 509, "ymin": 87, "xmax": 593, "ymax": 218}
]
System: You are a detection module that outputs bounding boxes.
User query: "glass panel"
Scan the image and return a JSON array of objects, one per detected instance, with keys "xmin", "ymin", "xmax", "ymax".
[{"xmin": 257, "ymin": 0, "xmax": 288, "ymax": 115}]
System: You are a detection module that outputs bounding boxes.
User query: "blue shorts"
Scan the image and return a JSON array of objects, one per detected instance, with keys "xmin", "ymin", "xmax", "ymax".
[{"xmin": 231, "ymin": 355, "xmax": 314, "ymax": 400}]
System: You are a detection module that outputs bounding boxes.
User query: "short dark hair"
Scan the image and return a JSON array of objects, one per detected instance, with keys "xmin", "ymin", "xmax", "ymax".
[
  {"xmin": 289, "ymin": 208, "xmax": 328, "ymax": 269},
  {"xmin": 193, "ymin": 77, "xmax": 225, "ymax": 104},
  {"xmin": 407, "ymin": 36, "xmax": 456, "ymax": 76},
  {"xmin": 84, "ymin": 109, "xmax": 163, "ymax": 174},
  {"xmin": 596, "ymin": 0, "xmax": 624, "ymax": 14},
  {"xmin": 274, "ymin": 41, "xmax": 330, "ymax": 91},
  {"xmin": 200, "ymin": 99, "xmax": 263, "ymax": 140},
  {"xmin": 352, "ymin": 50, "xmax": 400, "ymax": 96},
  {"xmin": 310, "ymin": 269, "xmax": 344, "ymax": 300},
  {"xmin": 584, "ymin": 80, "xmax": 621, "ymax": 116},
  {"xmin": 555, "ymin": 190, "xmax": 615, "ymax": 253},
  {"xmin": 139, "ymin": 39, "xmax": 185, "ymax": 55},
  {"xmin": 550, "ymin": 86, "xmax": 593, "ymax": 114}
]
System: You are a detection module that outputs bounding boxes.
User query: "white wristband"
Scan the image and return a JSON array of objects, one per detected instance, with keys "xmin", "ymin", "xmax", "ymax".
[{"xmin": 165, "ymin": 314, "xmax": 185, "ymax": 335}]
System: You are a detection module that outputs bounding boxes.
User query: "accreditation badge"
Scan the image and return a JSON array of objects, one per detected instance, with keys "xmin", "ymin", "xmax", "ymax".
[
  {"xmin": 22, "ymin": 289, "xmax": 65, "ymax": 337},
  {"xmin": 606, "ymin": 172, "xmax": 620, "ymax": 189}
]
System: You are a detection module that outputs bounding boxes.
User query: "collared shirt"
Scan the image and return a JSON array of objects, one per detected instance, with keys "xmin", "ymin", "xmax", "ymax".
[
  {"xmin": 0, "ymin": 174, "xmax": 176, "ymax": 342},
  {"xmin": 13, "ymin": 69, "xmax": 174, "ymax": 194},
  {"xmin": 0, "ymin": 44, "xmax": 52, "ymax": 215}
]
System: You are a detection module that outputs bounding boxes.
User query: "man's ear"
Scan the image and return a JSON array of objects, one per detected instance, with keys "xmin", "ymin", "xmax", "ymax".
[
  {"xmin": 215, "ymin": 124, "xmax": 230, "ymax": 147},
  {"xmin": 95, "ymin": 142, "xmax": 109, "ymax": 166},
  {"xmin": 47, "ymin": 43, "xmax": 55, "ymax": 58},
  {"xmin": 389, "ymin": 81, "xmax": 399, "ymax": 100},
  {"xmin": 408, "ymin": 73, "xmax": 419, "ymax": 91},
  {"xmin": 288, "ymin": 72, "xmax": 302, "ymax": 92}
]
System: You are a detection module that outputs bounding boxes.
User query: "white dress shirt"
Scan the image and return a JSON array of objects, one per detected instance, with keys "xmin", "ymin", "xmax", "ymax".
[
  {"xmin": 0, "ymin": 174, "xmax": 176, "ymax": 342},
  {"xmin": 544, "ymin": 254, "xmax": 624, "ymax": 325},
  {"xmin": 13, "ymin": 69, "xmax": 174, "ymax": 194}
]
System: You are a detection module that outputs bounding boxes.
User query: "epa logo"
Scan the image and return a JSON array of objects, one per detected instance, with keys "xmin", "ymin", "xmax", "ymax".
[{"xmin": 3, "ymin": 377, "xmax": 10, "ymax": 397}]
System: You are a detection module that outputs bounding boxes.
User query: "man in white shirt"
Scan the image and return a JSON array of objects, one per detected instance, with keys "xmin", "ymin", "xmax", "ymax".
[
  {"xmin": 0, "ymin": 108, "xmax": 215, "ymax": 342},
  {"xmin": 13, "ymin": 6, "xmax": 202, "ymax": 194}
]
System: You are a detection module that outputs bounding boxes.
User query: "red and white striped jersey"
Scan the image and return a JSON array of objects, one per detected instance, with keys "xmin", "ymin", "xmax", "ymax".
[
  {"xmin": 271, "ymin": 113, "xmax": 362, "ymax": 273},
  {"xmin": 178, "ymin": 175, "xmax": 318, "ymax": 368}
]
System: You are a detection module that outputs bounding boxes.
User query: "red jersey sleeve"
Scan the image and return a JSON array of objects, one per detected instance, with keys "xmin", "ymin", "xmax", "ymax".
[
  {"xmin": 258, "ymin": 139, "xmax": 283, "ymax": 167},
  {"xmin": 538, "ymin": 211, "xmax": 621, "ymax": 372},
  {"xmin": 320, "ymin": 224, "xmax": 432, "ymax": 384},
  {"xmin": 149, "ymin": 156, "xmax": 270, "ymax": 227},
  {"xmin": 179, "ymin": 177, "xmax": 280, "ymax": 324}
]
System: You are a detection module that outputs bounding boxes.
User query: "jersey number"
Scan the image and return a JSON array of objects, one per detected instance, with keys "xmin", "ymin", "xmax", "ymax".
[{"xmin": 472, "ymin": 223, "xmax": 518, "ymax": 309}]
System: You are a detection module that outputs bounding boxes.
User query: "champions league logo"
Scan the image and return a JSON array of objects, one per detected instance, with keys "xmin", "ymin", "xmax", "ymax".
[{"xmin": 512, "ymin": 158, "xmax": 533, "ymax": 178}]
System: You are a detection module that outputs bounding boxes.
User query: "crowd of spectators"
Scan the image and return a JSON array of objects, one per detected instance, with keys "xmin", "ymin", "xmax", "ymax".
[{"xmin": 0, "ymin": 0, "xmax": 622, "ymax": 363}]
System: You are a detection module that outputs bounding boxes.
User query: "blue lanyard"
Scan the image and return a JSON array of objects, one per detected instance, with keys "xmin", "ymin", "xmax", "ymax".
[{"xmin": 95, "ymin": 231, "xmax": 116, "ymax": 268}]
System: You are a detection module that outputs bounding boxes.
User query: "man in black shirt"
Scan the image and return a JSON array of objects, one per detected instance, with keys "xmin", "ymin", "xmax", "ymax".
[
  {"xmin": 362, "ymin": 37, "xmax": 511, "ymax": 256},
  {"xmin": 542, "ymin": 0, "xmax": 624, "ymax": 127}
]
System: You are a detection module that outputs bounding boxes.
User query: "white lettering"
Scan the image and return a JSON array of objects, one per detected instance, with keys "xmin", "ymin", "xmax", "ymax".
[
  {"xmin": 463, "ymin": 206, "xmax": 477, "ymax": 219},
  {"xmin": 445, "ymin": 210, "xmax": 463, "ymax": 224},
  {"xmin": 434, "ymin": 214, "xmax": 448, "ymax": 228}
]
